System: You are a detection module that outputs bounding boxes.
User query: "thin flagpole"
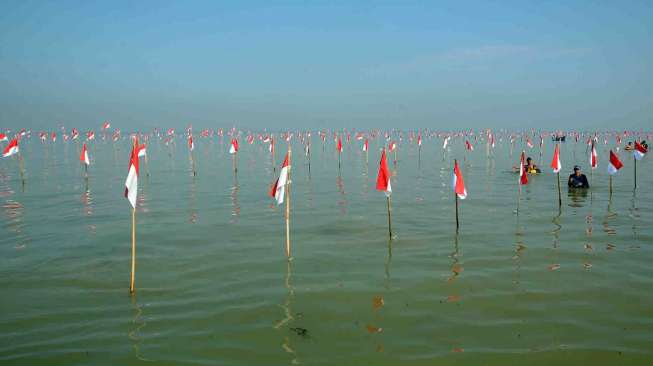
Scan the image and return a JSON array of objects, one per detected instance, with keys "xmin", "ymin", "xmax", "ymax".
[
  {"xmin": 556, "ymin": 171, "xmax": 562, "ymax": 208},
  {"xmin": 386, "ymin": 195, "xmax": 392, "ymax": 239},
  {"xmin": 455, "ymin": 193, "xmax": 459, "ymax": 231},
  {"xmin": 634, "ymin": 156, "xmax": 637, "ymax": 190},
  {"xmin": 285, "ymin": 147, "xmax": 292, "ymax": 259},
  {"xmin": 609, "ymin": 174, "xmax": 613, "ymax": 198},
  {"xmin": 130, "ymin": 207, "xmax": 136, "ymax": 293}
]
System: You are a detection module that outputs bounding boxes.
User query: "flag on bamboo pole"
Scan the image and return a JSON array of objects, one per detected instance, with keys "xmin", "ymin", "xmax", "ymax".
[
  {"xmin": 452, "ymin": 160, "xmax": 467, "ymax": 199},
  {"xmin": 465, "ymin": 140, "xmax": 474, "ymax": 151},
  {"xmin": 551, "ymin": 144, "xmax": 562, "ymax": 173},
  {"xmin": 124, "ymin": 140, "xmax": 139, "ymax": 208},
  {"xmin": 375, "ymin": 148, "xmax": 391, "ymax": 195},
  {"xmin": 608, "ymin": 150, "xmax": 623, "ymax": 175},
  {"xmin": 590, "ymin": 142, "xmax": 598, "ymax": 169},
  {"xmin": 80, "ymin": 143, "xmax": 90, "ymax": 165},
  {"xmin": 269, "ymin": 153, "xmax": 290, "ymax": 205},
  {"xmin": 137, "ymin": 144, "xmax": 147, "ymax": 157},
  {"xmin": 0, "ymin": 133, "xmax": 7, "ymax": 142},
  {"xmin": 634, "ymin": 141, "xmax": 647, "ymax": 160},
  {"xmin": 102, "ymin": 121, "xmax": 111, "ymax": 130},
  {"xmin": 229, "ymin": 138, "xmax": 239, "ymax": 154},
  {"xmin": 363, "ymin": 139, "xmax": 368, "ymax": 152},
  {"xmin": 2, "ymin": 138, "xmax": 18, "ymax": 158},
  {"xmin": 188, "ymin": 135, "xmax": 194, "ymax": 151},
  {"xmin": 520, "ymin": 151, "xmax": 528, "ymax": 185}
]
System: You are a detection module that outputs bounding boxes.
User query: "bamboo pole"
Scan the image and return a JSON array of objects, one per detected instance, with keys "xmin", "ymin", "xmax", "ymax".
[
  {"xmin": 556, "ymin": 172, "xmax": 562, "ymax": 208},
  {"xmin": 609, "ymin": 175, "xmax": 613, "ymax": 198},
  {"xmin": 386, "ymin": 195, "xmax": 392, "ymax": 239},
  {"xmin": 634, "ymin": 156, "xmax": 637, "ymax": 190},
  {"xmin": 130, "ymin": 207, "xmax": 136, "ymax": 294},
  {"xmin": 285, "ymin": 147, "xmax": 292, "ymax": 259},
  {"xmin": 455, "ymin": 193, "xmax": 459, "ymax": 231}
]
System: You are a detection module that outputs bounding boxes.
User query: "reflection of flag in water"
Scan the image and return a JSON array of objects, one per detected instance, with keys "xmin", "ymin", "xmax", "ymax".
[
  {"xmin": 607, "ymin": 150, "xmax": 623, "ymax": 175},
  {"xmin": 2, "ymin": 138, "xmax": 19, "ymax": 158},
  {"xmin": 452, "ymin": 160, "xmax": 467, "ymax": 199},
  {"xmin": 519, "ymin": 151, "xmax": 528, "ymax": 185},
  {"xmin": 375, "ymin": 148, "xmax": 391, "ymax": 196},
  {"xmin": 269, "ymin": 153, "xmax": 290, "ymax": 205},
  {"xmin": 634, "ymin": 141, "xmax": 647, "ymax": 160},
  {"xmin": 551, "ymin": 144, "xmax": 561, "ymax": 173},
  {"xmin": 80, "ymin": 143, "xmax": 90, "ymax": 165}
]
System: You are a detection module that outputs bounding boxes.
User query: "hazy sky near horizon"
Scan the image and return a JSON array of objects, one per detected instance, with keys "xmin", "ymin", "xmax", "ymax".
[{"xmin": 1, "ymin": 1, "xmax": 652, "ymax": 131}]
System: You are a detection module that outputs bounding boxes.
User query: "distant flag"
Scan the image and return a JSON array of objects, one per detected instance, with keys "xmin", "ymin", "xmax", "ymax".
[
  {"xmin": 102, "ymin": 121, "xmax": 111, "ymax": 130},
  {"xmin": 519, "ymin": 151, "xmax": 528, "ymax": 185},
  {"xmin": 634, "ymin": 141, "xmax": 647, "ymax": 160},
  {"xmin": 363, "ymin": 139, "xmax": 369, "ymax": 152},
  {"xmin": 80, "ymin": 143, "xmax": 90, "ymax": 165},
  {"xmin": 229, "ymin": 138, "xmax": 239, "ymax": 154},
  {"xmin": 71, "ymin": 128, "xmax": 79, "ymax": 140},
  {"xmin": 443, "ymin": 136, "xmax": 450, "ymax": 149},
  {"xmin": 590, "ymin": 142, "xmax": 598, "ymax": 169},
  {"xmin": 337, "ymin": 137, "xmax": 343, "ymax": 153},
  {"xmin": 526, "ymin": 138, "xmax": 534, "ymax": 149},
  {"xmin": 417, "ymin": 134, "xmax": 422, "ymax": 147},
  {"xmin": 124, "ymin": 139, "xmax": 139, "ymax": 208},
  {"xmin": 388, "ymin": 141, "xmax": 396, "ymax": 152},
  {"xmin": 551, "ymin": 144, "xmax": 561, "ymax": 173},
  {"xmin": 269, "ymin": 137, "xmax": 275, "ymax": 153},
  {"xmin": 2, "ymin": 138, "xmax": 19, "ymax": 158},
  {"xmin": 188, "ymin": 135, "xmax": 194, "ymax": 151},
  {"xmin": 269, "ymin": 152, "xmax": 290, "ymax": 205},
  {"xmin": 51, "ymin": 132, "xmax": 57, "ymax": 142},
  {"xmin": 137, "ymin": 144, "xmax": 147, "ymax": 157},
  {"xmin": 167, "ymin": 128, "xmax": 175, "ymax": 136},
  {"xmin": 608, "ymin": 150, "xmax": 623, "ymax": 175},
  {"xmin": 87, "ymin": 131, "xmax": 95, "ymax": 141},
  {"xmin": 0, "ymin": 133, "xmax": 7, "ymax": 142},
  {"xmin": 452, "ymin": 160, "xmax": 467, "ymax": 199},
  {"xmin": 465, "ymin": 140, "xmax": 474, "ymax": 151},
  {"xmin": 375, "ymin": 148, "xmax": 391, "ymax": 195}
]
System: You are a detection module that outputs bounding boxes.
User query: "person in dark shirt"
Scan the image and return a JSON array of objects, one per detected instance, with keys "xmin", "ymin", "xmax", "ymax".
[{"xmin": 568, "ymin": 165, "xmax": 590, "ymax": 188}]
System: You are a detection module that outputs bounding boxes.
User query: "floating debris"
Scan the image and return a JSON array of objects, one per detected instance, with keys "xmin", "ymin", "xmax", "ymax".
[
  {"xmin": 289, "ymin": 327, "xmax": 309, "ymax": 338},
  {"xmin": 372, "ymin": 296, "xmax": 384, "ymax": 311},
  {"xmin": 583, "ymin": 263, "xmax": 592, "ymax": 270},
  {"xmin": 447, "ymin": 295, "xmax": 462, "ymax": 303},
  {"xmin": 548, "ymin": 264, "xmax": 561, "ymax": 271},
  {"xmin": 452, "ymin": 347, "xmax": 464, "ymax": 353},
  {"xmin": 607, "ymin": 243, "xmax": 616, "ymax": 251},
  {"xmin": 366, "ymin": 324, "xmax": 383, "ymax": 334}
]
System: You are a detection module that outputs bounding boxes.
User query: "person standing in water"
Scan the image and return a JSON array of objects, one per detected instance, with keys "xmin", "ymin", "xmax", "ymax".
[{"xmin": 568, "ymin": 165, "xmax": 590, "ymax": 188}]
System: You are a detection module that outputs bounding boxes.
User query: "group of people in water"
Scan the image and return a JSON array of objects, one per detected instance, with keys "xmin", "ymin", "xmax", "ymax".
[{"xmin": 514, "ymin": 157, "xmax": 590, "ymax": 189}]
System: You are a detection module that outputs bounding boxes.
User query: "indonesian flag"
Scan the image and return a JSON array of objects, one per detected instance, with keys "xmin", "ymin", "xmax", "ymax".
[
  {"xmin": 269, "ymin": 153, "xmax": 290, "ymax": 205},
  {"xmin": 80, "ymin": 143, "xmax": 90, "ymax": 165},
  {"xmin": 551, "ymin": 144, "xmax": 561, "ymax": 173},
  {"xmin": 2, "ymin": 138, "xmax": 19, "ymax": 158},
  {"xmin": 337, "ymin": 137, "xmax": 343, "ymax": 153},
  {"xmin": 188, "ymin": 135, "xmax": 194, "ymax": 151},
  {"xmin": 124, "ymin": 140, "xmax": 139, "ymax": 208},
  {"xmin": 269, "ymin": 138, "xmax": 275, "ymax": 153},
  {"xmin": 608, "ymin": 150, "xmax": 623, "ymax": 175},
  {"xmin": 71, "ymin": 128, "xmax": 79, "ymax": 140},
  {"xmin": 375, "ymin": 148, "xmax": 391, "ymax": 196},
  {"xmin": 87, "ymin": 131, "xmax": 95, "ymax": 141},
  {"xmin": 519, "ymin": 151, "xmax": 528, "ymax": 185},
  {"xmin": 137, "ymin": 144, "xmax": 147, "ymax": 157},
  {"xmin": 0, "ymin": 133, "xmax": 7, "ymax": 142},
  {"xmin": 452, "ymin": 160, "xmax": 467, "ymax": 199},
  {"xmin": 167, "ymin": 128, "xmax": 175, "ymax": 136},
  {"xmin": 465, "ymin": 140, "xmax": 474, "ymax": 151},
  {"xmin": 417, "ymin": 134, "xmax": 422, "ymax": 147},
  {"xmin": 229, "ymin": 138, "xmax": 239, "ymax": 154},
  {"xmin": 102, "ymin": 121, "xmax": 110, "ymax": 130},
  {"xmin": 490, "ymin": 134, "xmax": 496, "ymax": 148},
  {"xmin": 247, "ymin": 135, "xmax": 254, "ymax": 144},
  {"xmin": 388, "ymin": 141, "xmax": 396, "ymax": 152},
  {"xmin": 363, "ymin": 139, "xmax": 369, "ymax": 152},
  {"xmin": 526, "ymin": 138, "xmax": 533, "ymax": 149},
  {"xmin": 634, "ymin": 141, "xmax": 647, "ymax": 160},
  {"xmin": 590, "ymin": 142, "xmax": 598, "ymax": 169},
  {"xmin": 443, "ymin": 137, "xmax": 450, "ymax": 149},
  {"xmin": 51, "ymin": 132, "xmax": 57, "ymax": 142}
]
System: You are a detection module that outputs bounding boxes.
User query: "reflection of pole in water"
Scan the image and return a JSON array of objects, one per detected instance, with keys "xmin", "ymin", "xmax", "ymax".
[
  {"xmin": 274, "ymin": 261, "xmax": 300, "ymax": 365},
  {"xmin": 384, "ymin": 239, "xmax": 392, "ymax": 289},
  {"xmin": 128, "ymin": 296, "xmax": 154, "ymax": 362},
  {"xmin": 551, "ymin": 208, "xmax": 562, "ymax": 249},
  {"xmin": 230, "ymin": 176, "xmax": 240, "ymax": 223}
]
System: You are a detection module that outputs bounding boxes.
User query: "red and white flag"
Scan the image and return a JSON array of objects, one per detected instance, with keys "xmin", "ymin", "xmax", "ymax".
[
  {"xmin": 388, "ymin": 141, "xmax": 396, "ymax": 152},
  {"xmin": 363, "ymin": 139, "xmax": 369, "ymax": 152},
  {"xmin": 452, "ymin": 160, "xmax": 467, "ymax": 199},
  {"xmin": 80, "ymin": 143, "xmax": 90, "ymax": 165},
  {"xmin": 519, "ymin": 151, "xmax": 528, "ymax": 185},
  {"xmin": 337, "ymin": 137, "xmax": 343, "ymax": 153},
  {"xmin": 417, "ymin": 134, "xmax": 422, "ymax": 147},
  {"xmin": 608, "ymin": 150, "xmax": 623, "ymax": 175},
  {"xmin": 634, "ymin": 141, "xmax": 647, "ymax": 160},
  {"xmin": 188, "ymin": 135, "xmax": 194, "ymax": 151},
  {"xmin": 526, "ymin": 138, "xmax": 534, "ymax": 149},
  {"xmin": 137, "ymin": 144, "xmax": 147, "ymax": 157},
  {"xmin": 0, "ymin": 133, "xmax": 7, "ymax": 142},
  {"xmin": 269, "ymin": 153, "xmax": 290, "ymax": 205},
  {"xmin": 229, "ymin": 138, "xmax": 239, "ymax": 154},
  {"xmin": 102, "ymin": 121, "xmax": 111, "ymax": 130},
  {"xmin": 375, "ymin": 148, "xmax": 391, "ymax": 196},
  {"xmin": 551, "ymin": 144, "xmax": 561, "ymax": 173},
  {"xmin": 269, "ymin": 138, "xmax": 275, "ymax": 153},
  {"xmin": 87, "ymin": 131, "xmax": 95, "ymax": 141},
  {"xmin": 465, "ymin": 140, "xmax": 474, "ymax": 151},
  {"xmin": 590, "ymin": 142, "xmax": 598, "ymax": 169},
  {"xmin": 124, "ymin": 140, "xmax": 139, "ymax": 208},
  {"xmin": 2, "ymin": 138, "xmax": 19, "ymax": 158}
]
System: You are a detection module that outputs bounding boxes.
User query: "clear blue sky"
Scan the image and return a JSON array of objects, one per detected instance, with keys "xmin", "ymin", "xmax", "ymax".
[{"xmin": 1, "ymin": 1, "xmax": 651, "ymax": 130}]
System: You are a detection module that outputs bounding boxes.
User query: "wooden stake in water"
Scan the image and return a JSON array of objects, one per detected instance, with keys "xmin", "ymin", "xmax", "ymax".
[
  {"xmin": 232, "ymin": 153, "xmax": 238, "ymax": 175},
  {"xmin": 285, "ymin": 146, "xmax": 292, "ymax": 259},
  {"xmin": 130, "ymin": 207, "xmax": 136, "ymax": 294},
  {"xmin": 634, "ymin": 156, "xmax": 637, "ymax": 190},
  {"xmin": 609, "ymin": 175, "xmax": 613, "ymax": 198},
  {"xmin": 455, "ymin": 192, "xmax": 460, "ymax": 231}
]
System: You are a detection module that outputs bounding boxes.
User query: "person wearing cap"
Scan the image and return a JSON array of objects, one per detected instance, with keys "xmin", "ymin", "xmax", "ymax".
[{"xmin": 568, "ymin": 165, "xmax": 590, "ymax": 188}]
